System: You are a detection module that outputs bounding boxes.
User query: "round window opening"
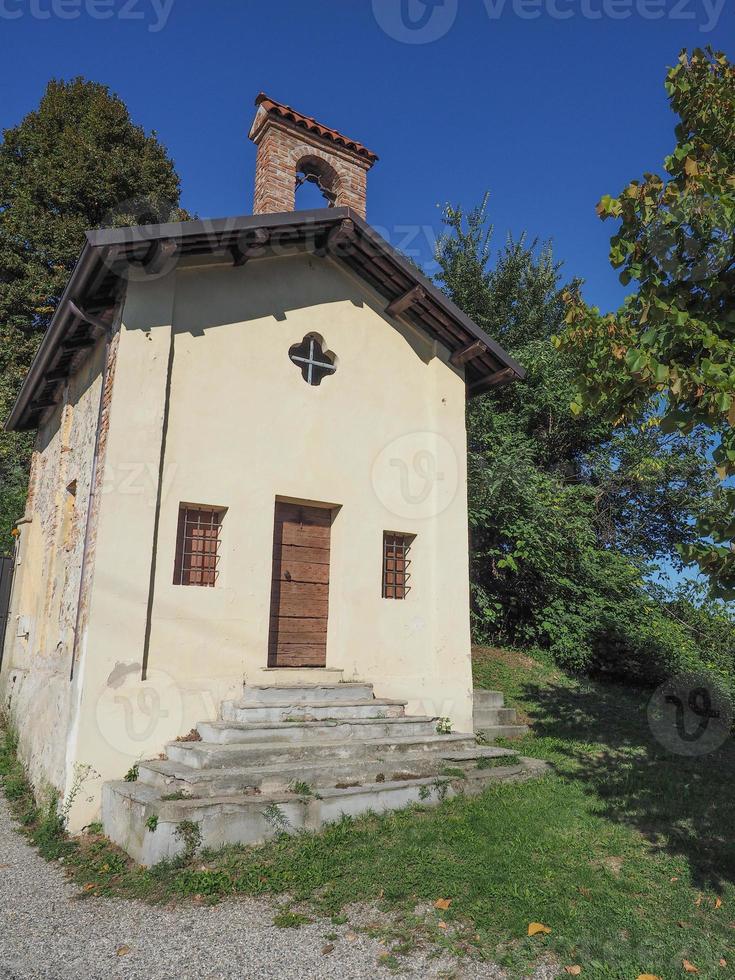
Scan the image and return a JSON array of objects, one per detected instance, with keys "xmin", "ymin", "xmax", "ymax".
[{"xmin": 288, "ymin": 334, "xmax": 337, "ymax": 386}]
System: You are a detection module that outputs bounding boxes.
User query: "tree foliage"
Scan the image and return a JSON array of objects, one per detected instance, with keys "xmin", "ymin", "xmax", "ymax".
[
  {"xmin": 558, "ymin": 48, "xmax": 735, "ymax": 595},
  {"xmin": 0, "ymin": 77, "xmax": 187, "ymax": 552},
  {"xmin": 435, "ymin": 197, "xmax": 734, "ymax": 698}
]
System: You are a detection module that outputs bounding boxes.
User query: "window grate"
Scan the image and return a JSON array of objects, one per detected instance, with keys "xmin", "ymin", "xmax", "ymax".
[
  {"xmin": 288, "ymin": 334, "xmax": 337, "ymax": 386},
  {"xmin": 382, "ymin": 532, "xmax": 413, "ymax": 600},
  {"xmin": 173, "ymin": 505, "xmax": 224, "ymax": 587}
]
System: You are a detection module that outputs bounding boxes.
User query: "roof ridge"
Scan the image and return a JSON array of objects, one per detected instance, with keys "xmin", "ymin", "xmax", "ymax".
[{"xmin": 254, "ymin": 92, "xmax": 379, "ymax": 163}]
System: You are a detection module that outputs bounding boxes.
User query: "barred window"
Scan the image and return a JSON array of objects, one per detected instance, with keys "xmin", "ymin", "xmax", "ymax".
[
  {"xmin": 288, "ymin": 334, "xmax": 337, "ymax": 386},
  {"xmin": 173, "ymin": 505, "xmax": 225, "ymax": 587},
  {"xmin": 382, "ymin": 532, "xmax": 413, "ymax": 600}
]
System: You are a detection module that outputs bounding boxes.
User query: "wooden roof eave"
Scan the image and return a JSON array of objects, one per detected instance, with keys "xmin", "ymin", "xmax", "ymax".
[{"xmin": 7, "ymin": 208, "xmax": 524, "ymax": 431}]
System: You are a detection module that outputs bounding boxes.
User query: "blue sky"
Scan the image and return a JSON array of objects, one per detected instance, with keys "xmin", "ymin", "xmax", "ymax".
[{"xmin": 0, "ymin": 0, "xmax": 732, "ymax": 313}]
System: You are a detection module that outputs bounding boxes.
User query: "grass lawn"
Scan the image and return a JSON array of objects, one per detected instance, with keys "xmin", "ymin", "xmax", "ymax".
[{"xmin": 3, "ymin": 647, "xmax": 734, "ymax": 978}]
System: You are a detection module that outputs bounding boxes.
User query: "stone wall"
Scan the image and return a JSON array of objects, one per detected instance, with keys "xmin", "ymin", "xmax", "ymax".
[{"xmin": 0, "ymin": 334, "xmax": 115, "ymax": 800}]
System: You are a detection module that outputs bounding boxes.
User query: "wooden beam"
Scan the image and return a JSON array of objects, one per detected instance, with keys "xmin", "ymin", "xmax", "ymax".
[
  {"xmin": 385, "ymin": 285, "xmax": 426, "ymax": 319},
  {"xmin": 450, "ymin": 340, "xmax": 489, "ymax": 367},
  {"xmin": 468, "ymin": 367, "xmax": 517, "ymax": 395},
  {"xmin": 326, "ymin": 218, "xmax": 356, "ymax": 253},
  {"xmin": 29, "ymin": 396, "xmax": 58, "ymax": 412},
  {"xmin": 230, "ymin": 227, "xmax": 269, "ymax": 266},
  {"xmin": 229, "ymin": 243, "xmax": 248, "ymax": 266},
  {"xmin": 143, "ymin": 238, "xmax": 178, "ymax": 274},
  {"xmin": 61, "ymin": 336, "xmax": 95, "ymax": 352},
  {"xmin": 68, "ymin": 300, "xmax": 114, "ymax": 335},
  {"xmin": 43, "ymin": 366, "xmax": 70, "ymax": 382}
]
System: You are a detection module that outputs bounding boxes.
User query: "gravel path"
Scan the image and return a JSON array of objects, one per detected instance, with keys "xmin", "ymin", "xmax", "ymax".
[{"xmin": 0, "ymin": 794, "xmax": 557, "ymax": 980}]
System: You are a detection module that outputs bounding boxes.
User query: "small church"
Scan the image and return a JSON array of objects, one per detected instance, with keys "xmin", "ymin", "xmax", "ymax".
[{"xmin": 1, "ymin": 95, "xmax": 530, "ymax": 861}]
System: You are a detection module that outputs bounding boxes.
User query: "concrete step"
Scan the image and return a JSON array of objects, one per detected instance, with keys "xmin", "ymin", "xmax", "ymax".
[
  {"xmin": 197, "ymin": 716, "xmax": 439, "ymax": 745},
  {"xmin": 138, "ymin": 746, "xmax": 520, "ymax": 798},
  {"xmin": 247, "ymin": 668, "xmax": 345, "ymax": 687},
  {"xmin": 473, "ymin": 707, "xmax": 519, "ymax": 728},
  {"xmin": 241, "ymin": 683, "xmax": 374, "ymax": 705},
  {"xmin": 473, "ymin": 690, "xmax": 506, "ymax": 709},
  {"xmin": 476, "ymin": 723, "xmax": 529, "ymax": 741},
  {"xmin": 166, "ymin": 732, "xmax": 478, "ymax": 770},
  {"xmin": 221, "ymin": 697, "xmax": 406, "ymax": 724},
  {"xmin": 103, "ymin": 752, "xmax": 550, "ymax": 865}
]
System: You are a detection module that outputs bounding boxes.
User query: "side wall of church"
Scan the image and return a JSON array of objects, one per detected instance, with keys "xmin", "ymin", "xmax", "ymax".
[{"xmin": 0, "ymin": 335, "xmax": 115, "ymax": 803}]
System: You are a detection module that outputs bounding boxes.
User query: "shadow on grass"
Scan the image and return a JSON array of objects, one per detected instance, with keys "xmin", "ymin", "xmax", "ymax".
[{"xmin": 519, "ymin": 678, "xmax": 735, "ymax": 894}]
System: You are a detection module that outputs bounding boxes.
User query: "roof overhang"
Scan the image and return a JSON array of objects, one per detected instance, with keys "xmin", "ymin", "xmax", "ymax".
[{"xmin": 6, "ymin": 208, "xmax": 525, "ymax": 432}]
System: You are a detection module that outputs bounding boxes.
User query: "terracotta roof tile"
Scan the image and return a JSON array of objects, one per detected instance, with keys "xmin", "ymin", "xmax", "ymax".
[{"xmin": 254, "ymin": 93, "xmax": 379, "ymax": 164}]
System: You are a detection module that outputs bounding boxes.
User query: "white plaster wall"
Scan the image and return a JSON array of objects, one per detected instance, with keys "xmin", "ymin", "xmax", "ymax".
[
  {"xmin": 0, "ymin": 341, "xmax": 106, "ymax": 799},
  {"xmin": 59, "ymin": 253, "xmax": 475, "ymax": 829}
]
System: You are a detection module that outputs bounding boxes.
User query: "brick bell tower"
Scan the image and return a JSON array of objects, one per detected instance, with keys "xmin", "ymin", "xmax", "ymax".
[{"xmin": 248, "ymin": 93, "xmax": 379, "ymax": 220}]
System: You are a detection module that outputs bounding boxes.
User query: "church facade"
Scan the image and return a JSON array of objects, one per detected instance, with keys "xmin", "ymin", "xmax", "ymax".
[{"xmin": 1, "ymin": 96, "xmax": 523, "ymax": 832}]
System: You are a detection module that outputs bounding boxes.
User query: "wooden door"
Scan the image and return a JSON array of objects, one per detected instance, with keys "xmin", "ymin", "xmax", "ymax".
[{"xmin": 268, "ymin": 502, "xmax": 332, "ymax": 667}]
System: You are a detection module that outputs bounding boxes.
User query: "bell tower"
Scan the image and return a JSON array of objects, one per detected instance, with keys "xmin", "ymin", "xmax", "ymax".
[{"xmin": 248, "ymin": 93, "xmax": 378, "ymax": 219}]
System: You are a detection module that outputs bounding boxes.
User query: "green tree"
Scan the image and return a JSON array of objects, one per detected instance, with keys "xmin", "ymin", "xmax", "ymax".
[
  {"xmin": 0, "ymin": 77, "xmax": 187, "ymax": 552},
  {"xmin": 435, "ymin": 198, "xmax": 733, "ymax": 698},
  {"xmin": 559, "ymin": 48, "xmax": 735, "ymax": 595}
]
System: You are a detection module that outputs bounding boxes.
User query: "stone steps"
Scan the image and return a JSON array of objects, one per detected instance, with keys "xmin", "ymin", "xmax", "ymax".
[
  {"xmin": 102, "ymin": 682, "xmax": 544, "ymax": 864},
  {"xmin": 137, "ymin": 745, "xmax": 517, "ymax": 797},
  {"xmin": 103, "ymin": 751, "xmax": 548, "ymax": 866},
  {"xmin": 241, "ymin": 682, "xmax": 375, "ymax": 704},
  {"xmin": 197, "ymin": 715, "xmax": 439, "ymax": 745},
  {"xmin": 166, "ymin": 731, "xmax": 478, "ymax": 770},
  {"xmin": 473, "ymin": 707, "xmax": 519, "ymax": 727},
  {"xmin": 221, "ymin": 697, "xmax": 406, "ymax": 724},
  {"xmin": 473, "ymin": 690, "xmax": 529, "ymax": 740}
]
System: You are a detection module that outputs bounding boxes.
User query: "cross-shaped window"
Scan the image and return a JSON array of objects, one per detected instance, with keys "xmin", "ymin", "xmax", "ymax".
[{"xmin": 288, "ymin": 334, "xmax": 337, "ymax": 386}]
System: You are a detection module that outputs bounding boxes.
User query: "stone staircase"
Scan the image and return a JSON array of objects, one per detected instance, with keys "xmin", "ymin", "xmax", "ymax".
[
  {"xmin": 102, "ymin": 682, "xmax": 544, "ymax": 865},
  {"xmin": 473, "ymin": 689, "xmax": 529, "ymax": 740}
]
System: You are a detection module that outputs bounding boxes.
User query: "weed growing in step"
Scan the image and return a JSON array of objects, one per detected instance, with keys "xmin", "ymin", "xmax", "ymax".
[
  {"xmin": 262, "ymin": 802, "xmax": 291, "ymax": 833},
  {"xmin": 476, "ymin": 755, "xmax": 519, "ymax": 769},
  {"xmin": 174, "ymin": 820, "xmax": 202, "ymax": 860},
  {"xmin": 145, "ymin": 815, "xmax": 158, "ymax": 833},
  {"xmin": 439, "ymin": 767, "xmax": 466, "ymax": 779},
  {"xmin": 432, "ymin": 778, "xmax": 450, "ymax": 802},
  {"xmin": 436, "ymin": 717, "xmax": 452, "ymax": 735},
  {"xmin": 123, "ymin": 764, "xmax": 139, "ymax": 783},
  {"xmin": 288, "ymin": 781, "xmax": 322, "ymax": 799},
  {"xmin": 160, "ymin": 791, "xmax": 187, "ymax": 801}
]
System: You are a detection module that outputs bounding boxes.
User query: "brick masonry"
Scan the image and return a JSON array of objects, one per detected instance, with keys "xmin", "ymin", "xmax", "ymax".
[{"xmin": 249, "ymin": 108, "xmax": 374, "ymax": 218}]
